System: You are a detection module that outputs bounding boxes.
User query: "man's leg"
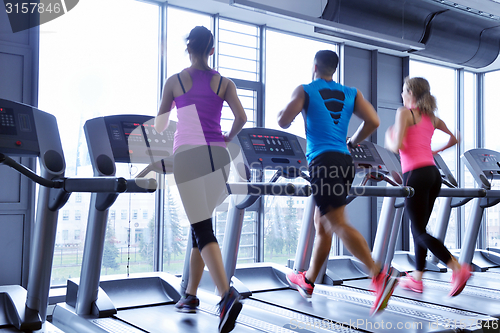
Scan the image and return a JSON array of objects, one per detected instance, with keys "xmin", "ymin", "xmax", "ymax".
[
  {"xmin": 311, "ymin": 205, "xmax": 380, "ymax": 278},
  {"xmin": 304, "ymin": 207, "xmax": 333, "ymax": 283}
]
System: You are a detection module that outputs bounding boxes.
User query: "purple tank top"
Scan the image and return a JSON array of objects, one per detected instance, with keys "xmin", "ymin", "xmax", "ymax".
[{"xmin": 173, "ymin": 68, "xmax": 225, "ymax": 152}]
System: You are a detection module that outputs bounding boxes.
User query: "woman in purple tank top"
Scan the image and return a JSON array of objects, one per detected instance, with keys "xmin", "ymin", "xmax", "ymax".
[
  {"xmin": 385, "ymin": 77, "xmax": 471, "ymax": 296},
  {"xmin": 154, "ymin": 26, "xmax": 246, "ymax": 333}
]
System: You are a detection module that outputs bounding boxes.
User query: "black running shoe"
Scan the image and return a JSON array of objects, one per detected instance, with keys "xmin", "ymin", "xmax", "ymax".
[{"xmin": 218, "ymin": 287, "xmax": 242, "ymax": 333}]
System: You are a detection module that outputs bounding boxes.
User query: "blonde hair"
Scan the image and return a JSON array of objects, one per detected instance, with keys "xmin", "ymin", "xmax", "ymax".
[{"xmin": 404, "ymin": 77, "xmax": 437, "ymax": 116}]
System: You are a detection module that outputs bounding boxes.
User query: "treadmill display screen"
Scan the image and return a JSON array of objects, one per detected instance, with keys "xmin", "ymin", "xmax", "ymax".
[
  {"xmin": 117, "ymin": 121, "xmax": 175, "ymax": 147},
  {"xmin": 0, "ymin": 107, "xmax": 17, "ymax": 136},
  {"xmin": 249, "ymin": 134, "xmax": 294, "ymax": 156},
  {"xmin": 122, "ymin": 122, "xmax": 146, "ymax": 144}
]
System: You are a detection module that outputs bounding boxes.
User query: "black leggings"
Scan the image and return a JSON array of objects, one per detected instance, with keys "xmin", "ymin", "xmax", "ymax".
[
  {"xmin": 403, "ymin": 165, "xmax": 453, "ymax": 271},
  {"xmin": 174, "ymin": 145, "xmax": 230, "ymax": 251}
]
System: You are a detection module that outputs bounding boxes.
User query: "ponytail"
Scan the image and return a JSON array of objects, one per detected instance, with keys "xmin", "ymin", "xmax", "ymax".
[{"xmin": 416, "ymin": 92, "xmax": 437, "ymax": 116}]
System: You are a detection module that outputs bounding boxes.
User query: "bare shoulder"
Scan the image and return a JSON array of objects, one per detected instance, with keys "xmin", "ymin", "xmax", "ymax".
[
  {"xmin": 178, "ymin": 69, "xmax": 191, "ymax": 82},
  {"xmin": 396, "ymin": 106, "xmax": 410, "ymax": 115}
]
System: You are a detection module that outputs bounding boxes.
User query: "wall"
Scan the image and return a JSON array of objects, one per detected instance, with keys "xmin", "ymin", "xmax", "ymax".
[{"xmin": 0, "ymin": 9, "xmax": 39, "ymax": 287}]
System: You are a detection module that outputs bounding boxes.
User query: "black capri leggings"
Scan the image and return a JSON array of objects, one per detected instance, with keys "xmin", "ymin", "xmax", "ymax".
[
  {"xmin": 174, "ymin": 145, "xmax": 230, "ymax": 251},
  {"xmin": 403, "ymin": 165, "xmax": 453, "ymax": 271}
]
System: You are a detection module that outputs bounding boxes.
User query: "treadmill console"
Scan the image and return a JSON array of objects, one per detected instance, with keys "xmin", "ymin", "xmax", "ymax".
[
  {"xmin": 0, "ymin": 100, "xmax": 39, "ymax": 156},
  {"xmin": 463, "ymin": 148, "xmax": 500, "ymax": 189},
  {"xmin": 85, "ymin": 115, "xmax": 176, "ymax": 165},
  {"xmin": 434, "ymin": 153, "xmax": 458, "ymax": 187},
  {"xmin": 350, "ymin": 142, "xmax": 387, "ymax": 173},
  {"xmin": 236, "ymin": 128, "xmax": 307, "ymax": 171},
  {"xmin": 350, "ymin": 141, "xmax": 403, "ymax": 185}
]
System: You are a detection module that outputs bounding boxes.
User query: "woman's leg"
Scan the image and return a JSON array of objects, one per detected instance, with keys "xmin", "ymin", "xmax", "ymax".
[
  {"xmin": 175, "ymin": 146, "xmax": 232, "ymax": 296},
  {"xmin": 185, "ymin": 229, "xmax": 205, "ymax": 296},
  {"xmin": 404, "ymin": 167, "xmax": 454, "ymax": 278}
]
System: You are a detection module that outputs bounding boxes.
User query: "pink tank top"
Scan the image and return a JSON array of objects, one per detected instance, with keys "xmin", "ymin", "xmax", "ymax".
[
  {"xmin": 399, "ymin": 112, "xmax": 436, "ymax": 173},
  {"xmin": 173, "ymin": 68, "xmax": 225, "ymax": 152}
]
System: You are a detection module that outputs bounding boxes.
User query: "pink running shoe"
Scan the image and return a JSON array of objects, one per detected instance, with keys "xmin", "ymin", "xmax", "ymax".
[
  {"xmin": 449, "ymin": 263, "xmax": 472, "ymax": 297},
  {"xmin": 370, "ymin": 267, "xmax": 399, "ymax": 316},
  {"xmin": 399, "ymin": 273, "xmax": 423, "ymax": 293},
  {"xmin": 287, "ymin": 271, "xmax": 314, "ymax": 299}
]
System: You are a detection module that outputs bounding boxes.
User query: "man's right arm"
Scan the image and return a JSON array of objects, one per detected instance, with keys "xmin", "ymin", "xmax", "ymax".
[
  {"xmin": 277, "ymin": 85, "xmax": 305, "ymax": 129},
  {"xmin": 350, "ymin": 90, "xmax": 380, "ymax": 145}
]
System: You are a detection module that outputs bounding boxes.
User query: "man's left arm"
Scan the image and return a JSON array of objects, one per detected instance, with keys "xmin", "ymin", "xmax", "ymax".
[{"xmin": 277, "ymin": 85, "xmax": 306, "ymax": 129}]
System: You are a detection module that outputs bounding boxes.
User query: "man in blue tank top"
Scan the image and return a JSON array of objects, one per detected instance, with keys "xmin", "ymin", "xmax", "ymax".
[{"xmin": 277, "ymin": 50, "xmax": 398, "ymax": 316}]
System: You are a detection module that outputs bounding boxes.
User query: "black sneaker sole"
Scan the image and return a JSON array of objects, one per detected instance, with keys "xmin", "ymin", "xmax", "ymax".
[
  {"xmin": 175, "ymin": 307, "xmax": 198, "ymax": 314},
  {"xmin": 219, "ymin": 300, "xmax": 242, "ymax": 333}
]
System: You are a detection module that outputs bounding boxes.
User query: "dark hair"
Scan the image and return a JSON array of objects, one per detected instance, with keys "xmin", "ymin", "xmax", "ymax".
[
  {"xmin": 404, "ymin": 76, "xmax": 437, "ymax": 115},
  {"xmin": 314, "ymin": 50, "xmax": 339, "ymax": 76},
  {"xmin": 186, "ymin": 26, "xmax": 214, "ymax": 57}
]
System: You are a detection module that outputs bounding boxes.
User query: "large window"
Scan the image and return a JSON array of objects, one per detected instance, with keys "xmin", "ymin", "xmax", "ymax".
[
  {"xmin": 264, "ymin": 30, "xmax": 336, "ymax": 265},
  {"xmin": 214, "ymin": 19, "xmax": 260, "ymax": 265},
  {"xmin": 39, "ymin": 0, "xmax": 159, "ymax": 285},
  {"xmin": 166, "ymin": 7, "xmax": 212, "ymax": 80},
  {"xmin": 484, "ymin": 71, "xmax": 500, "ymax": 248},
  {"xmin": 409, "ymin": 61, "xmax": 457, "ymax": 250},
  {"xmin": 162, "ymin": 14, "xmax": 260, "ymax": 269},
  {"xmin": 161, "ymin": 7, "xmax": 213, "ymax": 274},
  {"xmin": 461, "ymin": 72, "xmax": 477, "ymax": 247},
  {"xmin": 218, "ymin": 19, "xmax": 259, "ymax": 82}
]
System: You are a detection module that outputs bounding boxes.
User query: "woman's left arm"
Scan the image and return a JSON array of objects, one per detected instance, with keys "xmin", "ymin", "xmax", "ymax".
[{"xmin": 432, "ymin": 117, "xmax": 459, "ymax": 154}]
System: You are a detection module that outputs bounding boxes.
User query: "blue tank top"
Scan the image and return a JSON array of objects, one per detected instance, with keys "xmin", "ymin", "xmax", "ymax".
[{"xmin": 302, "ymin": 79, "xmax": 357, "ymax": 163}]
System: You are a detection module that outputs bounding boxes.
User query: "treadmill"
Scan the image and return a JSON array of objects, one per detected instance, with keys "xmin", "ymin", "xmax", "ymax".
[
  {"xmin": 0, "ymin": 99, "xmax": 135, "ymax": 332},
  {"xmin": 423, "ymin": 149, "xmax": 500, "ymax": 291},
  {"xmin": 52, "ymin": 116, "xmax": 314, "ymax": 333},
  {"xmin": 391, "ymin": 153, "xmax": 486, "ymax": 273},
  {"xmin": 219, "ymin": 136, "xmax": 493, "ymax": 333},
  {"xmin": 337, "ymin": 150, "xmax": 500, "ymax": 329}
]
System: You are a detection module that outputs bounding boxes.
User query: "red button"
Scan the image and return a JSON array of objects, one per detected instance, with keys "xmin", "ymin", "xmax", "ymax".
[
  {"xmin": 15, "ymin": 141, "xmax": 22, "ymax": 146},
  {"xmin": 298, "ymin": 160, "xmax": 301, "ymax": 164},
  {"xmin": 258, "ymin": 158, "xmax": 263, "ymax": 162}
]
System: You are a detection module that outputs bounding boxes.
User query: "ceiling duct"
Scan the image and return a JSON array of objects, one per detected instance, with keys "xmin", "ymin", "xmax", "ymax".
[
  {"xmin": 231, "ymin": 0, "xmax": 500, "ymax": 68},
  {"xmin": 230, "ymin": 0, "xmax": 425, "ymax": 52},
  {"xmin": 320, "ymin": 0, "xmax": 500, "ymax": 68}
]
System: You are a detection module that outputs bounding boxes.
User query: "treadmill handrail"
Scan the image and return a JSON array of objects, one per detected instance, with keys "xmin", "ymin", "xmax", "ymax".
[
  {"xmin": 63, "ymin": 178, "xmax": 128, "ymax": 193},
  {"xmin": 0, "ymin": 152, "xmax": 142, "ymax": 194},
  {"xmin": 227, "ymin": 182, "xmax": 302, "ymax": 196},
  {"xmin": 485, "ymin": 189, "xmax": 500, "ymax": 198},
  {"xmin": 227, "ymin": 182, "xmax": 311, "ymax": 210},
  {"xmin": 348, "ymin": 185, "xmax": 414, "ymax": 198},
  {"xmin": 0, "ymin": 153, "xmax": 56, "ymax": 188},
  {"xmin": 438, "ymin": 188, "xmax": 487, "ymax": 198}
]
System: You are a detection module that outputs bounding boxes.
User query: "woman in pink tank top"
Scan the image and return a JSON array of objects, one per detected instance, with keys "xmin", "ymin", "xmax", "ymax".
[
  {"xmin": 385, "ymin": 77, "xmax": 471, "ymax": 296},
  {"xmin": 154, "ymin": 26, "xmax": 247, "ymax": 333}
]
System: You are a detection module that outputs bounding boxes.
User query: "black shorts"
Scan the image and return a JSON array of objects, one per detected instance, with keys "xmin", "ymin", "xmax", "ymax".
[{"xmin": 309, "ymin": 151, "xmax": 355, "ymax": 215}]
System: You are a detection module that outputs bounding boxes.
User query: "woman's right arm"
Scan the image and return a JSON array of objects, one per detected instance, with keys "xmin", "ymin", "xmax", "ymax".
[
  {"xmin": 385, "ymin": 107, "xmax": 410, "ymax": 153},
  {"xmin": 223, "ymin": 79, "xmax": 247, "ymax": 141}
]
